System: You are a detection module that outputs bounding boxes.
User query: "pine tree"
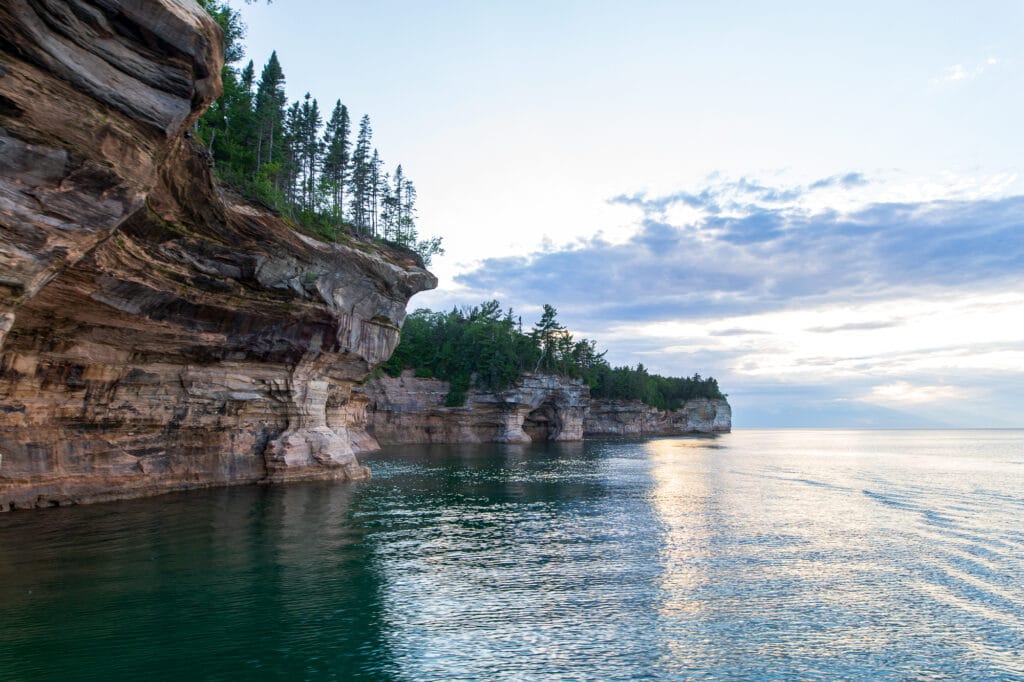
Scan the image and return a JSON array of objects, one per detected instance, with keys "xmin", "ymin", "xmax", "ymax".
[
  {"xmin": 290, "ymin": 93, "xmax": 322, "ymax": 212},
  {"xmin": 369, "ymin": 149, "xmax": 384, "ymax": 237},
  {"xmin": 321, "ymin": 100, "xmax": 350, "ymax": 223},
  {"xmin": 239, "ymin": 60, "xmax": 255, "ymax": 92},
  {"xmin": 254, "ymin": 52, "xmax": 287, "ymax": 182},
  {"xmin": 387, "ymin": 164, "xmax": 405, "ymax": 241},
  {"xmin": 531, "ymin": 304, "xmax": 566, "ymax": 373},
  {"xmin": 380, "ymin": 174, "xmax": 397, "ymax": 240},
  {"xmin": 398, "ymin": 177, "xmax": 418, "ymax": 246},
  {"xmin": 348, "ymin": 114, "xmax": 373, "ymax": 233},
  {"xmin": 219, "ymin": 59, "xmax": 257, "ymax": 181},
  {"xmin": 282, "ymin": 99, "xmax": 301, "ymax": 206}
]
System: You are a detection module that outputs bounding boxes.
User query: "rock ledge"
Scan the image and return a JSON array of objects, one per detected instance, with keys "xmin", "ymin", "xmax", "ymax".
[{"xmin": 0, "ymin": 1, "xmax": 435, "ymax": 511}]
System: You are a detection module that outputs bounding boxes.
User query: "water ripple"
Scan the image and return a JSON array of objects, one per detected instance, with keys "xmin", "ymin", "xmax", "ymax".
[{"xmin": 0, "ymin": 431, "xmax": 1022, "ymax": 680}]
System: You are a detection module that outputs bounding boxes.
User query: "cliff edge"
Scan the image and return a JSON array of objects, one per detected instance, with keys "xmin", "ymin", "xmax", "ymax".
[{"xmin": 0, "ymin": 0, "xmax": 435, "ymax": 510}]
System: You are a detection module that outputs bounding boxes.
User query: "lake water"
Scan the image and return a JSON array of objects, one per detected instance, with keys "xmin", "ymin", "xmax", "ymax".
[{"xmin": 1, "ymin": 430, "xmax": 1022, "ymax": 680}]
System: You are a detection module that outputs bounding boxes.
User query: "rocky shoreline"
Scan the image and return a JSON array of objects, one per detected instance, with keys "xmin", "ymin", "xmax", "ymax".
[
  {"xmin": 355, "ymin": 372, "xmax": 731, "ymax": 447},
  {"xmin": 0, "ymin": 1, "xmax": 728, "ymax": 512}
]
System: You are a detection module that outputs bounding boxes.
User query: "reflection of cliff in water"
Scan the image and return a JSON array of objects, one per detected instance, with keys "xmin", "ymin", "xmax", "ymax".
[{"xmin": 0, "ymin": 484, "xmax": 395, "ymax": 678}]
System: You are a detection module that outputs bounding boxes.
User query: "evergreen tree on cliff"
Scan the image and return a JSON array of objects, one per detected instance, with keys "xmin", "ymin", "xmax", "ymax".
[
  {"xmin": 399, "ymin": 176, "xmax": 418, "ymax": 246},
  {"xmin": 193, "ymin": 4, "xmax": 444, "ymax": 262},
  {"xmin": 369, "ymin": 148, "xmax": 384, "ymax": 237},
  {"xmin": 321, "ymin": 100, "xmax": 351, "ymax": 223},
  {"xmin": 254, "ymin": 52, "xmax": 287, "ymax": 190},
  {"xmin": 287, "ymin": 93, "xmax": 323, "ymax": 213},
  {"xmin": 348, "ymin": 114, "xmax": 373, "ymax": 234},
  {"xmin": 195, "ymin": 1, "xmax": 254, "ymax": 179},
  {"xmin": 532, "ymin": 304, "xmax": 566, "ymax": 373},
  {"xmin": 382, "ymin": 164, "xmax": 405, "ymax": 241}
]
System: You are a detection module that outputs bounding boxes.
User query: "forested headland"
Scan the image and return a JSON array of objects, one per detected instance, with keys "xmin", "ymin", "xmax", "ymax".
[
  {"xmin": 382, "ymin": 301, "xmax": 726, "ymax": 408},
  {"xmin": 193, "ymin": 4, "xmax": 723, "ymax": 412},
  {"xmin": 196, "ymin": 1, "xmax": 443, "ymax": 264}
]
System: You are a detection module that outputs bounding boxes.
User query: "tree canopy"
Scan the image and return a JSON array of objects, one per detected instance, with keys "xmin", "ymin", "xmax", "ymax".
[
  {"xmin": 194, "ymin": 1, "xmax": 443, "ymax": 265},
  {"xmin": 381, "ymin": 301, "xmax": 726, "ymax": 408}
]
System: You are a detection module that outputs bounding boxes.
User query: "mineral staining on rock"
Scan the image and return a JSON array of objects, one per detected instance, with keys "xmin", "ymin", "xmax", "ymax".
[
  {"xmin": 0, "ymin": 0, "xmax": 435, "ymax": 510},
  {"xmin": 0, "ymin": 0, "xmax": 729, "ymax": 512}
]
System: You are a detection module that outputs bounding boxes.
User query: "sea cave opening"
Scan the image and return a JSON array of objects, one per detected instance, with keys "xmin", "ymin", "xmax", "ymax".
[{"xmin": 523, "ymin": 400, "xmax": 562, "ymax": 441}]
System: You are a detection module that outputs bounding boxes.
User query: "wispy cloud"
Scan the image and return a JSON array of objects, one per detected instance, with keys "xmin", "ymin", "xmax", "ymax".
[
  {"xmin": 807, "ymin": 319, "xmax": 905, "ymax": 333},
  {"xmin": 455, "ymin": 175, "xmax": 1024, "ymax": 324},
  {"xmin": 708, "ymin": 328, "xmax": 769, "ymax": 337},
  {"xmin": 867, "ymin": 382, "xmax": 960, "ymax": 405},
  {"xmin": 808, "ymin": 173, "xmax": 870, "ymax": 190},
  {"xmin": 932, "ymin": 56, "xmax": 1002, "ymax": 85}
]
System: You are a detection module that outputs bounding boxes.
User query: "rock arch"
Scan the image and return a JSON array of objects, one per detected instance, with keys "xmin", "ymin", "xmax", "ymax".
[{"xmin": 523, "ymin": 398, "xmax": 564, "ymax": 441}]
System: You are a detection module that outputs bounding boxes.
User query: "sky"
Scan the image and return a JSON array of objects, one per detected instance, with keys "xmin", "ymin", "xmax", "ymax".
[{"xmin": 238, "ymin": 0, "xmax": 1024, "ymax": 427}]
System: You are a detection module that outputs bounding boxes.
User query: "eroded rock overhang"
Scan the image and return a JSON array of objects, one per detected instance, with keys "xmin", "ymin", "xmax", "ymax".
[{"xmin": 0, "ymin": 0, "xmax": 436, "ymax": 511}]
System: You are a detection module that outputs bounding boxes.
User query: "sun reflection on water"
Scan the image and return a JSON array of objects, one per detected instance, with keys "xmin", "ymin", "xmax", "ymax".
[
  {"xmin": 1, "ymin": 432, "xmax": 1022, "ymax": 679},
  {"xmin": 645, "ymin": 430, "xmax": 1024, "ymax": 679}
]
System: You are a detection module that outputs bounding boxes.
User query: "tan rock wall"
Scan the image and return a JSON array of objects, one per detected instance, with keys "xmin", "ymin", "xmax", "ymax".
[
  {"xmin": 583, "ymin": 399, "xmax": 732, "ymax": 436},
  {"xmin": 357, "ymin": 372, "xmax": 590, "ymax": 445},
  {"xmin": 357, "ymin": 373, "xmax": 731, "ymax": 445},
  {"xmin": 0, "ymin": 1, "xmax": 435, "ymax": 511}
]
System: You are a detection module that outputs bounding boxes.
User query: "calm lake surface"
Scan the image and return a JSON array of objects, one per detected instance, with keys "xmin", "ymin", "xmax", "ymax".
[{"xmin": 1, "ymin": 429, "xmax": 1023, "ymax": 680}]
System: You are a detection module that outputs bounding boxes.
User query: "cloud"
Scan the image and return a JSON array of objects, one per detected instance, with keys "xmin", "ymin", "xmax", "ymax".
[
  {"xmin": 808, "ymin": 172, "xmax": 869, "ymax": 190},
  {"xmin": 708, "ymin": 328, "xmax": 769, "ymax": 337},
  {"xmin": 431, "ymin": 173, "xmax": 1024, "ymax": 427},
  {"xmin": 932, "ymin": 57, "xmax": 1002, "ymax": 85},
  {"xmin": 608, "ymin": 172, "xmax": 868, "ymax": 219},
  {"xmin": 454, "ymin": 176, "xmax": 1024, "ymax": 326},
  {"xmin": 807, "ymin": 319, "xmax": 904, "ymax": 333},
  {"xmin": 867, "ymin": 382, "xmax": 960, "ymax": 405}
]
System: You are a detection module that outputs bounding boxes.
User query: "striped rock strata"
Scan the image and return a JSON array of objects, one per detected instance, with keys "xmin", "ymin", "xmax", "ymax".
[{"xmin": 0, "ymin": 0, "xmax": 435, "ymax": 511}]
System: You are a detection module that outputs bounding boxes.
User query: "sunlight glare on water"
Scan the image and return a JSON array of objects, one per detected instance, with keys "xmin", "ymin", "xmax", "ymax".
[{"xmin": 0, "ymin": 430, "xmax": 1022, "ymax": 680}]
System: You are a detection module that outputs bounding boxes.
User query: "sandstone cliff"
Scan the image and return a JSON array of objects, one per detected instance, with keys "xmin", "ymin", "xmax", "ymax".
[
  {"xmin": 356, "ymin": 372, "xmax": 590, "ymax": 445},
  {"xmin": 583, "ymin": 398, "xmax": 732, "ymax": 436},
  {"xmin": 356, "ymin": 372, "xmax": 731, "ymax": 446},
  {"xmin": 0, "ymin": 1, "xmax": 435, "ymax": 510}
]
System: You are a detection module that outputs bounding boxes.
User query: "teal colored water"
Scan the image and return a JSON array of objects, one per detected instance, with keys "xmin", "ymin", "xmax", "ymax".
[{"xmin": 1, "ymin": 430, "xmax": 1023, "ymax": 680}]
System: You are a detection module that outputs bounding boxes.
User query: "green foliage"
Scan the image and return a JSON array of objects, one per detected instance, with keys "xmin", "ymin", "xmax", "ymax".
[
  {"xmin": 321, "ymin": 100, "xmax": 350, "ymax": 223},
  {"xmin": 381, "ymin": 302, "xmax": 523, "ymax": 403},
  {"xmin": 411, "ymin": 235, "xmax": 445, "ymax": 266},
  {"xmin": 194, "ymin": 3, "xmax": 443, "ymax": 264},
  {"xmin": 588, "ymin": 365, "xmax": 725, "ymax": 411},
  {"xmin": 196, "ymin": 0, "xmax": 246, "ymax": 63},
  {"xmin": 383, "ymin": 301, "xmax": 725, "ymax": 408}
]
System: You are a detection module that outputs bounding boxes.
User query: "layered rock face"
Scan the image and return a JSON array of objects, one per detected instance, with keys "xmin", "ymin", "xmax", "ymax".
[
  {"xmin": 583, "ymin": 399, "xmax": 732, "ymax": 436},
  {"xmin": 357, "ymin": 373, "xmax": 730, "ymax": 445},
  {"xmin": 0, "ymin": 1, "xmax": 435, "ymax": 510},
  {"xmin": 357, "ymin": 372, "xmax": 590, "ymax": 445}
]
